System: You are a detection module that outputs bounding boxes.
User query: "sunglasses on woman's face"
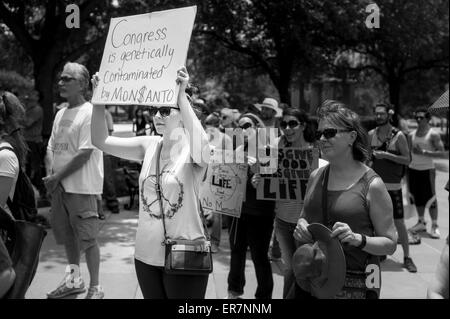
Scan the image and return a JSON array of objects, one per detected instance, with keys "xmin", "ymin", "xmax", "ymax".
[
  {"xmin": 316, "ymin": 128, "xmax": 352, "ymax": 140},
  {"xmin": 59, "ymin": 75, "xmax": 76, "ymax": 83},
  {"xmin": 148, "ymin": 106, "xmax": 179, "ymax": 118},
  {"xmin": 280, "ymin": 120, "xmax": 300, "ymax": 129},
  {"xmin": 239, "ymin": 122, "xmax": 253, "ymax": 130}
]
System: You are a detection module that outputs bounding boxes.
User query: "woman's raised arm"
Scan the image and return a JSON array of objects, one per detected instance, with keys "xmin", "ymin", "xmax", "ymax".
[{"xmin": 90, "ymin": 73, "xmax": 157, "ymax": 162}]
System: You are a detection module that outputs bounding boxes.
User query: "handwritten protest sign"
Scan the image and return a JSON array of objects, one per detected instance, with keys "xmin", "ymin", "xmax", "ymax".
[
  {"xmin": 256, "ymin": 147, "xmax": 319, "ymax": 202},
  {"xmin": 91, "ymin": 6, "xmax": 197, "ymax": 106},
  {"xmin": 200, "ymin": 149, "xmax": 248, "ymax": 218}
]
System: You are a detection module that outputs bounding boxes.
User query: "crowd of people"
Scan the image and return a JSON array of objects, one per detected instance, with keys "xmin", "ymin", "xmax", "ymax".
[{"xmin": 0, "ymin": 62, "xmax": 448, "ymax": 299}]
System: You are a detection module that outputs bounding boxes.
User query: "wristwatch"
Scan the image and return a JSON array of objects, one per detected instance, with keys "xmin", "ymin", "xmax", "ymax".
[{"xmin": 357, "ymin": 234, "xmax": 367, "ymax": 249}]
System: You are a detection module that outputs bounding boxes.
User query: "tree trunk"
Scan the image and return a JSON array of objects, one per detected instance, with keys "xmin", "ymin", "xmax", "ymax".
[
  {"xmin": 388, "ymin": 75, "xmax": 402, "ymax": 115},
  {"xmin": 34, "ymin": 62, "xmax": 57, "ymax": 138}
]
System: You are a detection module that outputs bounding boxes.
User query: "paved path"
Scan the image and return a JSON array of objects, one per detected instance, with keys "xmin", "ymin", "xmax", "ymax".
[{"xmin": 26, "ymin": 159, "xmax": 448, "ymax": 299}]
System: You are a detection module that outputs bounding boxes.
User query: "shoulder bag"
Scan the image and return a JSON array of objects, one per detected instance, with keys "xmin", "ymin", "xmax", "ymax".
[{"xmin": 154, "ymin": 141, "xmax": 213, "ymax": 276}]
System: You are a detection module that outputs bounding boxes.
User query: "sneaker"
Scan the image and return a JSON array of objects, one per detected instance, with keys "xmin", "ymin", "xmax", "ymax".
[
  {"xmin": 430, "ymin": 226, "xmax": 441, "ymax": 239},
  {"xmin": 47, "ymin": 277, "xmax": 86, "ymax": 299},
  {"xmin": 403, "ymin": 257, "xmax": 417, "ymax": 273},
  {"xmin": 225, "ymin": 291, "xmax": 242, "ymax": 299},
  {"xmin": 211, "ymin": 243, "xmax": 219, "ymax": 254},
  {"xmin": 409, "ymin": 221, "xmax": 427, "ymax": 233},
  {"xmin": 85, "ymin": 286, "xmax": 105, "ymax": 299}
]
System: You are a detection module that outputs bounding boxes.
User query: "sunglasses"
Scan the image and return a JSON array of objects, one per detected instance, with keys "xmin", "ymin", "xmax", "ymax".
[
  {"xmin": 415, "ymin": 116, "xmax": 425, "ymax": 121},
  {"xmin": 316, "ymin": 128, "xmax": 352, "ymax": 140},
  {"xmin": 239, "ymin": 122, "xmax": 253, "ymax": 130},
  {"xmin": 59, "ymin": 76, "xmax": 76, "ymax": 83},
  {"xmin": 148, "ymin": 106, "xmax": 179, "ymax": 118},
  {"xmin": 280, "ymin": 120, "xmax": 301, "ymax": 129}
]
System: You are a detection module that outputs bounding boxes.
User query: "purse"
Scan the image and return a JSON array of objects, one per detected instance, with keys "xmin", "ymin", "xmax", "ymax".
[
  {"xmin": 321, "ymin": 166, "xmax": 378, "ymax": 299},
  {"xmin": 154, "ymin": 141, "xmax": 213, "ymax": 276}
]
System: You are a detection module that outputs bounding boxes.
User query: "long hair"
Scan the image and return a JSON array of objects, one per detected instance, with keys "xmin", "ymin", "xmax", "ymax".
[
  {"xmin": 0, "ymin": 92, "xmax": 28, "ymax": 166},
  {"xmin": 317, "ymin": 100, "xmax": 369, "ymax": 163},
  {"xmin": 282, "ymin": 108, "xmax": 316, "ymax": 143}
]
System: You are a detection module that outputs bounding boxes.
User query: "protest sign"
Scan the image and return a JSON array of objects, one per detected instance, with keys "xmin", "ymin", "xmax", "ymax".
[
  {"xmin": 256, "ymin": 147, "xmax": 319, "ymax": 202},
  {"xmin": 91, "ymin": 6, "xmax": 197, "ymax": 106},
  {"xmin": 200, "ymin": 149, "xmax": 248, "ymax": 218}
]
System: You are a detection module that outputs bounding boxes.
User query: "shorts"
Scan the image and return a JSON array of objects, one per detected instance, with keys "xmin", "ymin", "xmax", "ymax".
[
  {"xmin": 50, "ymin": 184, "xmax": 100, "ymax": 251},
  {"xmin": 408, "ymin": 168, "xmax": 436, "ymax": 207},
  {"xmin": 388, "ymin": 189, "xmax": 404, "ymax": 220}
]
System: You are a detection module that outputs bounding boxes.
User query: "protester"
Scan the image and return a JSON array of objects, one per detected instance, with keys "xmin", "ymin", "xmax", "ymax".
[
  {"xmin": 369, "ymin": 103, "xmax": 417, "ymax": 272},
  {"xmin": 44, "ymin": 62, "xmax": 104, "ymax": 299},
  {"xmin": 204, "ymin": 112, "xmax": 233, "ymax": 252},
  {"xmin": 254, "ymin": 97, "xmax": 283, "ymax": 128},
  {"xmin": 264, "ymin": 107, "xmax": 316, "ymax": 298},
  {"xmin": 226, "ymin": 113, "xmax": 275, "ymax": 299},
  {"xmin": 0, "ymin": 91, "xmax": 27, "ymax": 217},
  {"xmin": 132, "ymin": 107, "xmax": 149, "ymax": 136},
  {"xmin": 220, "ymin": 108, "xmax": 240, "ymax": 132},
  {"xmin": 407, "ymin": 107, "xmax": 446, "ymax": 238},
  {"xmin": 294, "ymin": 100, "xmax": 397, "ymax": 299},
  {"xmin": 91, "ymin": 66, "xmax": 211, "ymax": 299},
  {"xmin": 0, "ymin": 91, "xmax": 27, "ymax": 298},
  {"xmin": 254, "ymin": 98, "xmax": 283, "ymax": 263}
]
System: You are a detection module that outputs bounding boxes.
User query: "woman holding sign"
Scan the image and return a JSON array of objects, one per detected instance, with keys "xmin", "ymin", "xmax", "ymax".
[
  {"xmin": 294, "ymin": 100, "xmax": 397, "ymax": 299},
  {"xmin": 253, "ymin": 108, "xmax": 317, "ymax": 299},
  {"xmin": 91, "ymin": 67, "xmax": 211, "ymax": 299}
]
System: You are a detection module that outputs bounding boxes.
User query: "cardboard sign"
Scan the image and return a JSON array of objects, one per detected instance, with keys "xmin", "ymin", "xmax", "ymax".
[
  {"xmin": 200, "ymin": 149, "xmax": 248, "ymax": 218},
  {"xmin": 91, "ymin": 6, "xmax": 197, "ymax": 106},
  {"xmin": 256, "ymin": 147, "xmax": 319, "ymax": 202}
]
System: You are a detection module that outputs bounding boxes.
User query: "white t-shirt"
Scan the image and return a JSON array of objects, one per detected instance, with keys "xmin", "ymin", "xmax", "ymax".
[
  {"xmin": 409, "ymin": 129, "xmax": 435, "ymax": 170},
  {"xmin": 47, "ymin": 102, "xmax": 103, "ymax": 194},
  {"xmin": 134, "ymin": 136, "xmax": 208, "ymax": 266},
  {"xmin": 0, "ymin": 141, "xmax": 19, "ymax": 211}
]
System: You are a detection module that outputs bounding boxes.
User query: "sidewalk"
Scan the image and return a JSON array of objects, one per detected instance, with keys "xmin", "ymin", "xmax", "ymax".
[{"xmin": 26, "ymin": 159, "xmax": 449, "ymax": 299}]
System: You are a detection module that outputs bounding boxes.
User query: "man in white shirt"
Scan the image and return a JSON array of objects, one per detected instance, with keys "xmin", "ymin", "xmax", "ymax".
[{"xmin": 44, "ymin": 62, "xmax": 104, "ymax": 299}]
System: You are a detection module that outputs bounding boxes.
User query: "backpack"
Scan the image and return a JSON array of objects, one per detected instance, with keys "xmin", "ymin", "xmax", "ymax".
[{"xmin": 0, "ymin": 146, "xmax": 38, "ymax": 222}]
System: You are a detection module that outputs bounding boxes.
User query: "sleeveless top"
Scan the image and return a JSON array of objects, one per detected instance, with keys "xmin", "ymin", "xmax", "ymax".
[
  {"xmin": 409, "ymin": 129, "xmax": 435, "ymax": 170},
  {"xmin": 134, "ymin": 136, "xmax": 207, "ymax": 267},
  {"xmin": 370, "ymin": 127, "xmax": 405, "ymax": 190},
  {"xmin": 303, "ymin": 165, "xmax": 380, "ymax": 272}
]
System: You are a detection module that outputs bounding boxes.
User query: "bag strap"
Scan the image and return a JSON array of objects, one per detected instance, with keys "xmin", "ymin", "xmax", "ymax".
[
  {"xmin": 321, "ymin": 165, "xmax": 331, "ymax": 228},
  {"xmin": 155, "ymin": 141, "xmax": 210, "ymax": 244}
]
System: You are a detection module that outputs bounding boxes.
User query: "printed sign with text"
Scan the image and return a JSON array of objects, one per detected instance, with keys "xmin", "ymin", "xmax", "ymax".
[
  {"xmin": 256, "ymin": 147, "xmax": 319, "ymax": 202},
  {"xmin": 92, "ymin": 6, "xmax": 197, "ymax": 106}
]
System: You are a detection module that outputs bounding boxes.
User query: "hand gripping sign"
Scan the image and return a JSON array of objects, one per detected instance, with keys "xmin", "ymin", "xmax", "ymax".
[{"xmin": 91, "ymin": 6, "xmax": 197, "ymax": 106}]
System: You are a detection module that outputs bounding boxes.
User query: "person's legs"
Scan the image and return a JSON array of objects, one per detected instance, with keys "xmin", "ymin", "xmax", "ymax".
[
  {"xmin": 67, "ymin": 193, "xmax": 102, "ymax": 297},
  {"xmin": 103, "ymin": 154, "xmax": 119, "ymax": 213},
  {"xmin": 210, "ymin": 213, "xmax": 222, "ymax": 251},
  {"xmin": 164, "ymin": 273, "xmax": 209, "ymax": 299},
  {"xmin": 408, "ymin": 168, "xmax": 428, "ymax": 232},
  {"xmin": 274, "ymin": 217, "xmax": 298, "ymax": 299},
  {"xmin": 428, "ymin": 169, "xmax": 440, "ymax": 238},
  {"xmin": 247, "ymin": 215, "xmax": 274, "ymax": 299},
  {"xmin": 134, "ymin": 259, "xmax": 166, "ymax": 299},
  {"xmin": 227, "ymin": 216, "xmax": 249, "ymax": 297}
]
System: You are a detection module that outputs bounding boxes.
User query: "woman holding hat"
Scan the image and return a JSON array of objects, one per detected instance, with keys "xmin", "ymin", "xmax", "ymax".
[
  {"xmin": 226, "ymin": 113, "xmax": 276, "ymax": 299},
  {"xmin": 294, "ymin": 100, "xmax": 397, "ymax": 299}
]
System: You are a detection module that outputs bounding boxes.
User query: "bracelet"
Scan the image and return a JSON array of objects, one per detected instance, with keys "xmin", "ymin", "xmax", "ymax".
[{"xmin": 357, "ymin": 234, "xmax": 367, "ymax": 249}]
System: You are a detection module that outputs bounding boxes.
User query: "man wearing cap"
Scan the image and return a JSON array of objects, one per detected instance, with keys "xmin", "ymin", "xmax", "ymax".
[
  {"xmin": 407, "ymin": 107, "xmax": 446, "ymax": 239},
  {"xmin": 369, "ymin": 103, "xmax": 417, "ymax": 273}
]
